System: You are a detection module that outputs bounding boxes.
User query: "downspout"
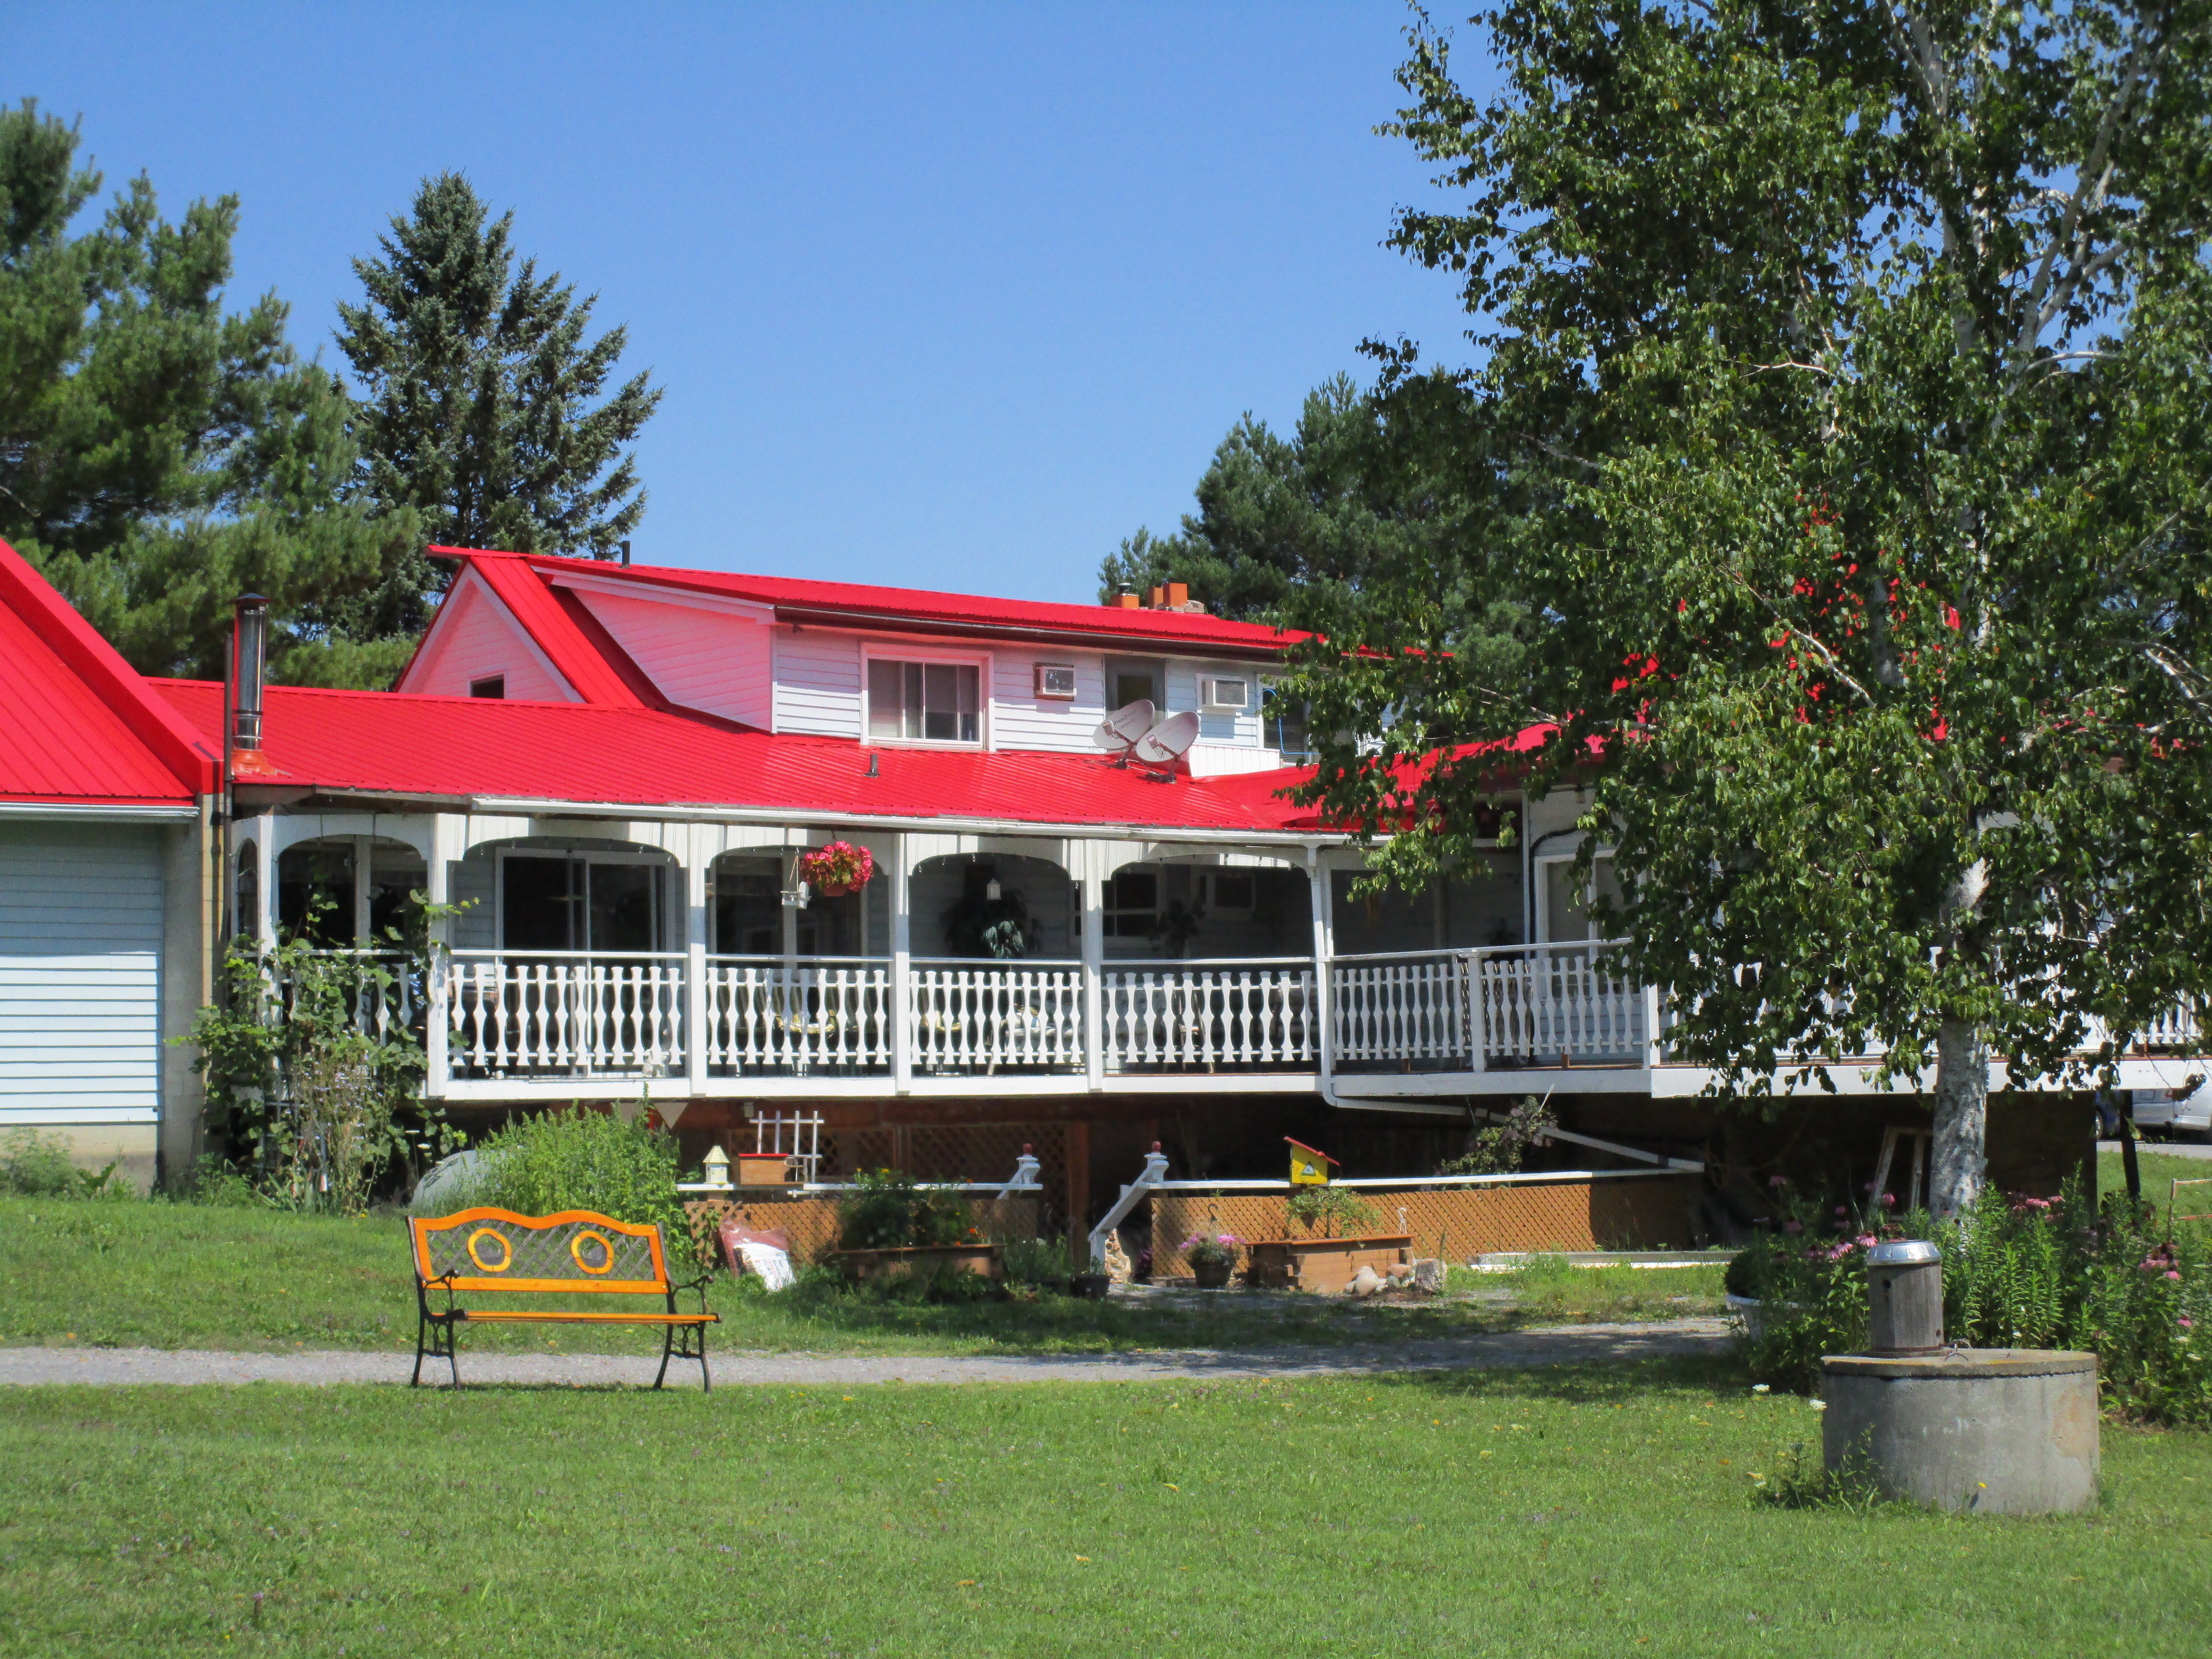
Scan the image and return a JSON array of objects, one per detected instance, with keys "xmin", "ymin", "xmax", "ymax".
[{"xmin": 1306, "ymin": 845, "xmax": 1349, "ymax": 1111}]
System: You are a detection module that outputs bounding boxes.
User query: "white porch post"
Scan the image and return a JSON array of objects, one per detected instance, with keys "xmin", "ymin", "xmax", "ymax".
[
  {"xmin": 1081, "ymin": 845, "xmax": 1105, "ymax": 1091},
  {"xmin": 1308, "ymin": 849, "xmax": 1332, "ymax": 1086},
  {"xmin": 424, "ymin": 813, "xmax": 456, "ymax": 1099},
  {"xmin": 247, "ymin": 819, "xmax": 276, "ymax": 948},
  {"xmin": 684, "ymin": 829, "xmax": 709, "ymax": 1097},
  {"xmin": 352, "ymin": 834, "xmax": 372, "ymax": 945},
  {"xmin": 1644, "ymin": 981, "xmax": 1662, "ymax": 1070},
  {"xmin": 890, "ymin": 832, "xmax": 912, "ymax": 1093}
]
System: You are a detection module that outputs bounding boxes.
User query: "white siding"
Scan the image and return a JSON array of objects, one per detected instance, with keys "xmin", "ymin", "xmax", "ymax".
[
  {"xmin": 404, "ymin": 577, "xmax": 575, "ymax": 702},
  {"xmin": 772, "ymin": 627, "xmax": 863, "ymax": 737},
  {"xmin": 0, "ymin": 826, "xmax": 163, "ymax": 1124},
  {"xmin": 989, "ymin": 651, "xmax": 1109, "ymax": 753},
  {"xmin": 1182, "ymin": 659, "xmax": 1263, "ymax": 748},
  {"xmin": 570, "ymin": 588, "xmax": 773, "ymax": 728}
]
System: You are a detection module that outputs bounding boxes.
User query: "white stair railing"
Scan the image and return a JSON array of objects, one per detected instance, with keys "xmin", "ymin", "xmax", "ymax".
[{"xmin": 1088, "ymin": 1144, "xmax": 1171, "ymax": 1268}]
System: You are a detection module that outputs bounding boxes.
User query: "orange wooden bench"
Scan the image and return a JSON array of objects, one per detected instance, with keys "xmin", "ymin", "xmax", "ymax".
[{"xmin": 407, "ymin": 1208, "xmax": 718, "ymax": 1390}]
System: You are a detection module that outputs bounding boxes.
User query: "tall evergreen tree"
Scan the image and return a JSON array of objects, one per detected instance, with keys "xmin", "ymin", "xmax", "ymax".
[
  {"xmin": 0, "ymin": 100, "xmax": 417, "ymax": 685},
  {"xmin": 1100, "ymin": 377, "xmax": 1403, "ymax": 622},
  {"xmin": 336, "ymin": 173, "xmax": 662, "ymax": 604}
]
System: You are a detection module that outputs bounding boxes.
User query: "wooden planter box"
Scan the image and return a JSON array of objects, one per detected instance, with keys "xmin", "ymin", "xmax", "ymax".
[
  {"xmin": 835, "ymin": 1243, "xmax": 1005, "ymax": 1285},
  {"xmin": 1246, "ymin": 1235, "xmax": 1413, "ymax": 1293},
  {"xmin": 735, "ymin": 1154, "xmax": 794, "ymax": 1186}
]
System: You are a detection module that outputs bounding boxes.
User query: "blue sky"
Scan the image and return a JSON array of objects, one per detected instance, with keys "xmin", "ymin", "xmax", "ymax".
[{"xmin": 10, "ymin": 3, "xmax": 1489, "ymax": 604}]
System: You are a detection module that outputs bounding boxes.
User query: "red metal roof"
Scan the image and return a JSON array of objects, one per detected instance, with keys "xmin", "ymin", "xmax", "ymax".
[
  {"xmin": 429, "ymin": 546, "xmax": 1306, "ymax": 658},
  {"xmin": 151, "ymin": 679, "xmax": 1326, "ymax": 834},
  {"xmin": 0, "ymin": 539, "xmax": 214, "ymax": 805},
  {"xmin": 461, "ymin": 557, "xmax": 648, "ymax": 707}
]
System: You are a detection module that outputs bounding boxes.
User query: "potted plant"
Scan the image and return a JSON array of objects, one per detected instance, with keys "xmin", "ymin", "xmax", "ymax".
[
  {"xmin": 797, "ymin": 841, "xmax": 874, "ymax": 899},
  {"xmin": 1183, "ymin": 1231, "xmax": 1241, "ymax": 1289}
]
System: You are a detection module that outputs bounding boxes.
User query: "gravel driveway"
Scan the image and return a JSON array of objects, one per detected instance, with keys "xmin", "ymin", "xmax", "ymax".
[{"xmin": 0, "ymin": 1319, "xmax": 1731, "ymax": 1389}]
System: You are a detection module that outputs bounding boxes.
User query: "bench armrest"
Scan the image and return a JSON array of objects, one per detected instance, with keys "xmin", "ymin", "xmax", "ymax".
[{"xmin": 672, "ymin": 1270, "xmax": 716, "ymax": 1312}]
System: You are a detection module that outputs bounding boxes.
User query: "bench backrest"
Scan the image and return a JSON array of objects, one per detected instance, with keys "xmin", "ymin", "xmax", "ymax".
[{"xmin": 410, "ymin": 1208, "xmax": 672, "ymax": 1295}]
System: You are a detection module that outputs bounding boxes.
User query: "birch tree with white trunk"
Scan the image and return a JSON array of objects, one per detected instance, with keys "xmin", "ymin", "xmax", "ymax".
[{"xmin": 1287, "ymin": 0, "xmax": 2212, "ymax": 1215}]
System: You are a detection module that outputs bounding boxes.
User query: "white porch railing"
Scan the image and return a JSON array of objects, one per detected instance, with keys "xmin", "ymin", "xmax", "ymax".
[
  {"xmin": 1331, "ymin": 942, "xmax": 1648, "ymax": 1070},
  {"xmin": 908, "ymin": 959, "xmax": 1086, "ymax": 1074},
  {"xmin": 1331, "ymin": 949, "xmax": 1473, "ymax": 1069},
  {"xmin": 446, "ymin": 950, "xmax": 685, "ymax": 1079},
  {"xmin": 705, "ymin": 956, "xmax": 891, "ymax": 1076},
  {"xmin": 1475, "ymin": 942, "xmax": 1646, "ymax": 1065},
  {"xmin": 1103, "ymin": 960, "xmax": 1317, "ymax": 1071}
]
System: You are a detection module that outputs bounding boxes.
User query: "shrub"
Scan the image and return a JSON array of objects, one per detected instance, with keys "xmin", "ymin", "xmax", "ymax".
[
  {"xmin": 835, "ymin": 1168, "xmax": 978, "ymax": 1252},
  {"xmin": 1737, "ymin": 1176, "xmax": 2212, "ymax": 1425},
  {"xmin": 463, "ymin": 1106, "xmax": 703, "ymax": 1269},
  {"xmin": 1287, "ymin": 1185, "xmax": 1378, "ymax": 1237},
  {"xmin": 1000, "ymin": 1235, "xmax": 1082, "ymax": 1291},
  {"xmin": 0, "ymin": 1129, "xmax": 119, "ymax": 1199},
  {"xmin": 182, "ymin": 900, "xmax": 464, "ymax": 1210},
  {"xmin": 1439, "ymin": 1095, "xmax": 1557, "ymax": 1176}
]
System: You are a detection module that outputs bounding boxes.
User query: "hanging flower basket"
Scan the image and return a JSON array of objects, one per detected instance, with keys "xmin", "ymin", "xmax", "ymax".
[{"xmin": 798, "ymin": 841, "xmax": 874, "ymax": 899}]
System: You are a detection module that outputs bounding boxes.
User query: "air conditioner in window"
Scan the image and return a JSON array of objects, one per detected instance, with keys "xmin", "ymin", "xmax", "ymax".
[
  {"xmin": 1033, "ymin": 662, "xmax": 1078, "ymax": 699},
  {"xmin": 1201, "ymin": 676, "xmax": 1251, "ymax": 711}
]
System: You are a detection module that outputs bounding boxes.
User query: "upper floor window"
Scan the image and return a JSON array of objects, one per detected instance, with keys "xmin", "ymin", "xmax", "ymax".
[
  {"xmin": 867, "ymin": 658, "xmax": 980, "ymax": 744},
  {"xmin": 470, "ymin": 674, "xmax": 506, "ymax": 699}
]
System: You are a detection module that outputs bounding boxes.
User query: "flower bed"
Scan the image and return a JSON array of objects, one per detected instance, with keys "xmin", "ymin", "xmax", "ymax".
[{"xmin": 1731, "ymin": 1177, "xmax": 2212, "ymax": 1423}]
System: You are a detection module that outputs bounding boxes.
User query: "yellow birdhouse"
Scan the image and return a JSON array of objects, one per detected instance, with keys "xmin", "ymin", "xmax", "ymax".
[{"xmin": 1286, "ymin": 1137, "xmax": 1335, "ymax": 1186}]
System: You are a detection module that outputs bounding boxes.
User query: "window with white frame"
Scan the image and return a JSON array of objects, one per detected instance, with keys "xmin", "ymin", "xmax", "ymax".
[{"xmin": 866, "ymin": 657, "xmax": 981, "ymax": 744}]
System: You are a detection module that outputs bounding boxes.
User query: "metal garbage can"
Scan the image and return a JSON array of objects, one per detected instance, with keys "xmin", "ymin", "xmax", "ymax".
[{"xmin": 1866, "ymin": 1239, "xmax": 1943, "ymax": 1354}]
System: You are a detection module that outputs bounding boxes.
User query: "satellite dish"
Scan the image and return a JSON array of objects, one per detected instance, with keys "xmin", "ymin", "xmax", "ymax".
[
  {"xmin": 1131, "ymin": 709, "xmax": 1200, "ymax": 769},
  {"xmin": 1093, "ymin": 700, "xmax": 1156, "ymax": 757}
]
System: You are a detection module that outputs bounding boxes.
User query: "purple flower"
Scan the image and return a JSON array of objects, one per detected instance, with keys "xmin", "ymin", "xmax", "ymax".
[
  {"xmin": 1834, "ymin": 1206, "xmax": 1848, "ymax": 1218},
  {"xmin": 1768, "ymin": 1175, "xmax": 1789, "ymax": 1188},
  {"xmin": 1783, "ymin": 1221, "xmax": 1803, "ymax": 1235},
  {"xmin": 1879, "ymin": 1193, "xmax": 1896, "ymax": 1209}
]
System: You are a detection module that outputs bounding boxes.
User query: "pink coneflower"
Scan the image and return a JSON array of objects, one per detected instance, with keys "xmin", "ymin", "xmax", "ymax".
[{"xmin": 2168, "ymin": 1270, "xmax": 2183, "ymax": 1282}]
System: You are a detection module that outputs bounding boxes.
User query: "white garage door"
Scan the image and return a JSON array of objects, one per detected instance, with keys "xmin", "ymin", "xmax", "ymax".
[{"xmin": 0, "ymin": 824, "xmax": 164, "ymax": 1126}]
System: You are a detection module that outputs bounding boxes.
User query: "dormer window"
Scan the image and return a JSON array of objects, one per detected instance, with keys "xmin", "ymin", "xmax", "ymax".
[{"xmin": 866, "ymin": 656, "xmax": 981, "ymax": 744}]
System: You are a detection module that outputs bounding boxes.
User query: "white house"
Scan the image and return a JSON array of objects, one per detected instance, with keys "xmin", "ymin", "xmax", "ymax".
[{"xmin": 1, "ymin": 539, "xmax": 2195, "ymax": 1211}]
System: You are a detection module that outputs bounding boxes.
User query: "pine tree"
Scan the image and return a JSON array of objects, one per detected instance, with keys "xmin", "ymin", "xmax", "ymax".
[
  {"xmin": 336, "ymin": 173, "xmax": 662, "ymax": 581},
  {"xmin": 0, "ymin": 99, "xmax": 419, "ymax": 685}
]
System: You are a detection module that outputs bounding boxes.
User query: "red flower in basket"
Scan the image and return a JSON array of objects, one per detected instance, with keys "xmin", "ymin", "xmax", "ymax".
[{"xmin": 798, "ymin": 841, "xmax": 874, "ymax": 898}]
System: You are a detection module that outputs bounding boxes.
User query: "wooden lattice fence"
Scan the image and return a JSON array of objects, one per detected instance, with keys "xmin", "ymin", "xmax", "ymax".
[{"xmin": 1148, "ymin": 1174, "xmax": 1699, "ymax": 1278}]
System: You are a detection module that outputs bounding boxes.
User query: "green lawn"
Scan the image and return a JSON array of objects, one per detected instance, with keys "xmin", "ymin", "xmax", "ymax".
[
  {"xmin": 2102, "ymin": 1145, "xmax": 2212, "ymax": 1216},
  {"xmin": 2, "ymin": 1364, "xmax": 2206, "ymax": 1657},
  {"xmin": 0, "ymin": 1199, "xmax": 1722, "ymax": 1358}
]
